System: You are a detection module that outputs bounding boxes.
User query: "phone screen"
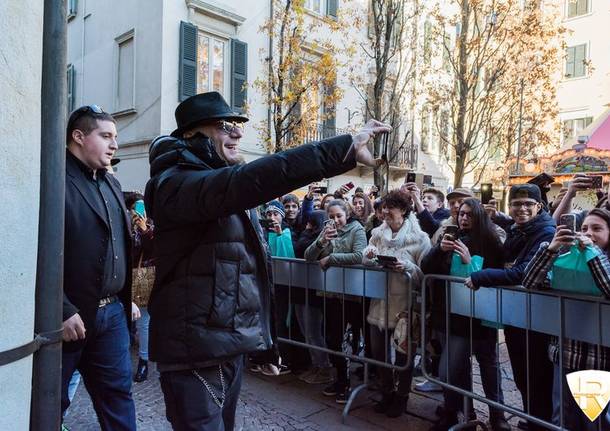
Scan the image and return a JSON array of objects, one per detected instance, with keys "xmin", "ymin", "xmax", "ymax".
[{"xmin": 134, "ymin": 200, "xmax": 146, "ymax": 217}]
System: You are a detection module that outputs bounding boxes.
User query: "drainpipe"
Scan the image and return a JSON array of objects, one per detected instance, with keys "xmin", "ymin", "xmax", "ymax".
[
  {"xmin": 30, "ymin": 0, "xmax": 67, "ymax": 429},
  {"xmin": 267, "ymin": 0, "xmax": 274, "ymax": 150}
]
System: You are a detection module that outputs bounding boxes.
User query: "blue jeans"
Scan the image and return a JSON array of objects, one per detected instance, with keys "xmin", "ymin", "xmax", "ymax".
[
  {"xmin": 552, "ymin": 363, "xmax": 610, "ymax": 430},
  {"xmin": 294, "ymin": 304, "xmax": 331, "ymax": 368},
  {"xmin": 61, "ymin": 301, "xmax": 136, "ymax": 430},
  {"xmin": 439, "ymin": 331, "xmax": 504, "ymax": 417},
  {"xmin": 160, "ymin": 356, "xmax": 243, "ymax": 431},
  {"xmin": 136, "ymin": 307, "xmax": 150, "ymax": 360}
]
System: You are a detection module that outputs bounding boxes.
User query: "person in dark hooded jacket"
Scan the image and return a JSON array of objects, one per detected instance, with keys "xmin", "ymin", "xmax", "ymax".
[
  {"xmin": 465, "ymin": 184, "xmax": 556, "ymax": 431},
  {"xmin": 144, "ymin": 91, "xmax": 390, "ymax": 430}
]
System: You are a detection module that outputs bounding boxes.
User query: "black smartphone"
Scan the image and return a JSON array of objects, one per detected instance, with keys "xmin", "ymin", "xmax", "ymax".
[
  {"xmin": 423, "ymin": 175, "xmax": 433, "ymax": 186},
  {"xmin": 376, "ymin": 255, "xmax": 398, "ymax": 266},
  {"xmin": 527, "ymin": 172, "xmax": 555, "ymax": 188},
  {"xmin": 317, "ymin": 186, "xmax": 328, "ymax": 194},
  {"xmin": 481, "ymin": 183, "xmax": 493, "ymax": 204},
  {"xmin": 559, "ymin": 214, "xmax": 576, "ymax": 233},
  {"xmin": 589, "ymin": 175, "xmax": 603, "ymax": 189},
  {"xmin": 259, "ymin": 218, "xmax": 274, "ymax": 229},
  {"xmin": 443, "ymin": 225, "xmax": 459, "ymax": 241},
  {"xmin": 406, "ymin": 173, "xmax": 416, "ymax": 183}
]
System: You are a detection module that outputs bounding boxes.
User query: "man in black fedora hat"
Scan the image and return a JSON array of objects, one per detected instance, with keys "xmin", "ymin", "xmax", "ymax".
[{"xmin": 144, "ymin": 91, "xmax": 390, "ymax": 430}]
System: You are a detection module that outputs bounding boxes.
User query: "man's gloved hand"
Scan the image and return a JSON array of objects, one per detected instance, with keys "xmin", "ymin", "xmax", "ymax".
[{"xmin": 347, "ymin": 119, "xmax": 392, "ymax": 168}]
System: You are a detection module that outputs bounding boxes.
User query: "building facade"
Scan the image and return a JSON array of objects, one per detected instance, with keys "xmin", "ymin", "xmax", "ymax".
[
  {"xmin": 556, "ymin": 0, "xmax": 610, "ymax": 145},
  {"xmin": 66, "ymin": 0, "xmax": 446, "ymax": 194}
]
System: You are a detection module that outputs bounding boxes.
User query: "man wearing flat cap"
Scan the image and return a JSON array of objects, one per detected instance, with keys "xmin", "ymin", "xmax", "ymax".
[
  {"xmin": 465, "ymin": 183, "xmax": 556, "ymax": 431},
  {"xmin": 144, "ymin": 91, "xmax": 390, "ymax": 429}
]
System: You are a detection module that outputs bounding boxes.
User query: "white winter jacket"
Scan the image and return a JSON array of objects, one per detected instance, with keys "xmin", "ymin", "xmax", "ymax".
[{"xmin": 362, "ymin": 213, "xmax": 431, "ymax": 329}]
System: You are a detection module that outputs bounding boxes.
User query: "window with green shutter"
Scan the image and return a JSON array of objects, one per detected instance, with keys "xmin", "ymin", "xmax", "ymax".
[
  {"xmin": 179, "ymin": 21, "xmax": 198, "ymax": 101},
  {"xmin": 231, "ymin": 39, "xmax": 248, "ymax": 113},
  {"xmin": 327, "ymin": 0, "xmax": 338, "ymax": 18},
  {"xmin": 565, "ymin": 44, "xmax": 587, "ymax": 78},
  {"xmin": 67, "ymin": 0, "xmax": 77, "ymax": 20},
  {"xmin": 567, "ymin": 0, "xmax": 589, "ymax": 18}
]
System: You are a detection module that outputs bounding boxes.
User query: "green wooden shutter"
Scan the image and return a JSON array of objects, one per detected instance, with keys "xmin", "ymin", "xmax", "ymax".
[
  {"xmin": 577, "ymin": 0, "xmax": 588, "ymax": 16},
  {"xmin": 327, "ymin": 0, "xmax": 338, "ymax": 18},
  {"xmin": 574, "ymin": 44, "xmax": 586, "ymax": 77},
  {"xmin": 565, "ymin": 46, "xmax": 575, "ymax": 77},
  {"xmin": 231, "ymin": 39, "xmax": 248, "ymax": 112},
  {"xmin": 179, "ymin": 21, "xmax": 197, "ymax": 101},
  {"xmin": 67, "ymin": 64, "xmax": 75, "ymax": 114},
  {"xmin": 323, "ymin": 81, "xmax": 336, "ymax": 137}
]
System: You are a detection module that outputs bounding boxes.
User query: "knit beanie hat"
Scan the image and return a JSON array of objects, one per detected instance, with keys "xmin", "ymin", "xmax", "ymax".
[{"xmin": 265, "ymin": 200, "xmax": 285, "ymax": 218}]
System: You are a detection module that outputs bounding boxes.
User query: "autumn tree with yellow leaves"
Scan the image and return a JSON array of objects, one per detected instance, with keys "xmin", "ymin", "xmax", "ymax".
[
  {"xmin": 426, "ymin": 0, "xmax": 564, "ymax": 188},
  {"xmin": 354, "ymin": 0, "xmax": 420, "ymax": 192},
  {"xmin": 254, "ymin": 0, "xmax": 356, "ymax": 153}
]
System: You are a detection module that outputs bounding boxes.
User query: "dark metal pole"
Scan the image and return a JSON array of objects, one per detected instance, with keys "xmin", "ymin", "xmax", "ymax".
[{"xmin": 31, "ymin": 0, "xmax": 67, "ymax": 429}]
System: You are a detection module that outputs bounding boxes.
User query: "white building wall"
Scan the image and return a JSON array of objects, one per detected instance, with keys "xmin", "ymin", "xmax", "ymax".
[
  {"xmin": 557, "ymin": 0, "xmax": 610, "ymax": 139},
  {"xmin": 0, "ymin": 1, "xmax": 44, "ymax": 429}
]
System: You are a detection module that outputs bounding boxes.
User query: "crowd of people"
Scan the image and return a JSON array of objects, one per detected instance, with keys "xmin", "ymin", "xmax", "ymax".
[{"xmin": 60, "ymin": 91, "xmax": 610, "ymax": 431}]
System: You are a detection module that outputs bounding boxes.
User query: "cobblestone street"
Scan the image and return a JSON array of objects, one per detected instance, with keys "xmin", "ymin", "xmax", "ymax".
[{"xmin": 64, "ymin": 338, "xmax": 525, "ymax": 430}]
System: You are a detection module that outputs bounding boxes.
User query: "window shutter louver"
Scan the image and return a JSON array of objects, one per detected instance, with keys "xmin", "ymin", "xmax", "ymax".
[
  {"xmin": 565, "ymin": 46, "xmax": 575, "ymax": 77},
  {"xmin": 231, "ymin": 39, "xmax": 248, "ymax": 113},
  {"xmin": 67, "ymin": 64, "xmax": 75, "ymax": 114},
  {"xmin": 179, "ymin": 21, "xmax": 197, "ymax": 101},
  {"xmin": 575, "ymin": 44, "xmax": 586, "ymax": 77},
  {"xmin": 322, "ymin": 81, "xmax": 336, "ymax": 138},
  {"xmin": 327, "ymin": 0, "xmax": 338, "ymax": 18}
]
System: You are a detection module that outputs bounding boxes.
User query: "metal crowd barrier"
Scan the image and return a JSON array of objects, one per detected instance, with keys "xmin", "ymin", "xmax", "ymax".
[
  {"xmin": 420, "ymin": 274, "xmax": 610, "ymax": 431},
  {"xmin": 270, "ymin": 257, "xmax": 413, "ymax": 423}
]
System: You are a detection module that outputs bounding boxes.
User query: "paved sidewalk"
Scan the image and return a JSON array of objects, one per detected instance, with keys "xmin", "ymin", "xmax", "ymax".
[{"xmin": 64, "ymin": 340, "xmax": 524, "ymax": 430}]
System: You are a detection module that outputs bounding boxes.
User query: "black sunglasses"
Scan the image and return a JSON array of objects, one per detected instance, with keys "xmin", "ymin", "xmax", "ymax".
[{"xmin": 67, "ymin": 104, "xmax": 107, "ymax": 132}]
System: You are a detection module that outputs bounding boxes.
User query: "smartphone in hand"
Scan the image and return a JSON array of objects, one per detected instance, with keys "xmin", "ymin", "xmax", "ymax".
[
  {"xmin": 559, "ymin": 214, "xmax": 576, "ymax": 234},
  {"xmin": 443, "ymin": 225, "xmax": 459, "ymax": 241}
]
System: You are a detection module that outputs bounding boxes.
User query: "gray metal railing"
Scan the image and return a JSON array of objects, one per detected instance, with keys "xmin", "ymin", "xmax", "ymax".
[
  {"xmin": 420, "ymin": 274, "xmax": 610, "ymax": 431},
  {"xmin": 270, "ymin": 257, "xmax": 414, "ymax": 424}
]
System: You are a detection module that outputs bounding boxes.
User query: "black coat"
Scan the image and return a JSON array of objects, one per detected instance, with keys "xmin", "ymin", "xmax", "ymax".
[
  {"xmin": 64, "ymin": 152, "xmax": 132, "ymax": 352},
  {"xmin": 144, "ymin": 133, "xmax": 356, "ymax": 365}
]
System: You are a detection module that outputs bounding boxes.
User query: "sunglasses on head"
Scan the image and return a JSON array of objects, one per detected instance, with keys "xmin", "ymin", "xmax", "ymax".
[
  {"xmin": 67, "ymin": 104, "xmax": 107, "ymax": 132},
  {"xmin": 217, "ymin": 120, "xmax": 245, "ymax": 134}
]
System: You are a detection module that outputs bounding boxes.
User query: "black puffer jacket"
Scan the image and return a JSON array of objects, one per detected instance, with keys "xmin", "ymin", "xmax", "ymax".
[{"xmin": 144, "ymin": 133, "xmax": 356, "ymax": 365}]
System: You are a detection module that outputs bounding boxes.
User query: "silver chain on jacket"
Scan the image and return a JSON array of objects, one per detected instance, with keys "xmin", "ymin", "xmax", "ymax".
[{"xmin": 192, "ymin": 365, "xmax": 226, "ymax": 408}]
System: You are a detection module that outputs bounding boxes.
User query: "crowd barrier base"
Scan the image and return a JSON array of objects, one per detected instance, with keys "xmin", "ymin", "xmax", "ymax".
[{"xmin": 271, "ymin": 257, "xmax": 413, "ymax": 424}]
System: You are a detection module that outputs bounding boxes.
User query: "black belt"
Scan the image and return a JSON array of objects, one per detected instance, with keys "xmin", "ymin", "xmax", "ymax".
[{"xmin": 98, "ymin": 295, "xmax": 118, "ymax": 308}]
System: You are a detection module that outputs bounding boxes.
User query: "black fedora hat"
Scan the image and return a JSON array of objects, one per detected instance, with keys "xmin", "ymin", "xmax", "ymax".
[{"xmin": 171, "ymin": 91, "xmax": 249, "ymax": 137}]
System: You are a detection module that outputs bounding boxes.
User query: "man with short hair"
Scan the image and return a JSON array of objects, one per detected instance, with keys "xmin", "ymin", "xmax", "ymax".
[
  {"xmin": 144, "ymin": 91, "xmax": 389, "ymax": 430},
  {"xmin": 466, "ymin": 183, "xmax": 556, "ymax": 431},
  {"xmin": 62, "ymin": 105, "xmax": 137, "ymax": 430}
]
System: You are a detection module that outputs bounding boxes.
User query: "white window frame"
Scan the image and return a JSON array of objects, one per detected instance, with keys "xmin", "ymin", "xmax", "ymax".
[
  {"xmin": 113, "ymin": 29, "xmax": 136, "ymax": 116},
  {"xmin": 196, "ymin": 29, "xmax": 230, "ymax": 98},
  {"xmin": 564, "ymin": 42, "xmax": 589, "ymax": 80}
]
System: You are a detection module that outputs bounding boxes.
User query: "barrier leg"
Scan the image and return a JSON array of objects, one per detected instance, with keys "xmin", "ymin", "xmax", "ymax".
[{"xmin": 341, "ymin": 362, "xmax": 369, "ymax": 424}]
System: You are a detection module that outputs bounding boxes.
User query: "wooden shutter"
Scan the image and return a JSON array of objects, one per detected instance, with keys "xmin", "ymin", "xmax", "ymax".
[
  {"xmin": 565, "ymin": 46, "xmax": 575, "ymax": 77},
  {"xmin": 322, "ymin": 81, "xmax": 336, "ymax": 138},
  {"xmin": 327, "ymin": 0, "xmax": 338, "ymax": 18},
  {"xmin": 179, "ymin": 21, "xmax": 197, "ymax": 101},
  {"xmin": 231, "ymin": 39, "xmax": 248, "ymax": 112},
  {"xmin": 574, "ymin": 44, "xmax": 586, "ymax": 77},
  {"xmin": 577, "ymin": 0, "xmax": 588, "ymax": 15},
  {"xmin": 67, "ymin": 64, "xmax": 75, "ymax": 114}
]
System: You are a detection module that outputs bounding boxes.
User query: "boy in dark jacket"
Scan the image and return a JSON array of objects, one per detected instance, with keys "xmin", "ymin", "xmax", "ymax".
[{"xmin": 465, "ymin": 184, "xmax": 556, "ymax": 431}]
